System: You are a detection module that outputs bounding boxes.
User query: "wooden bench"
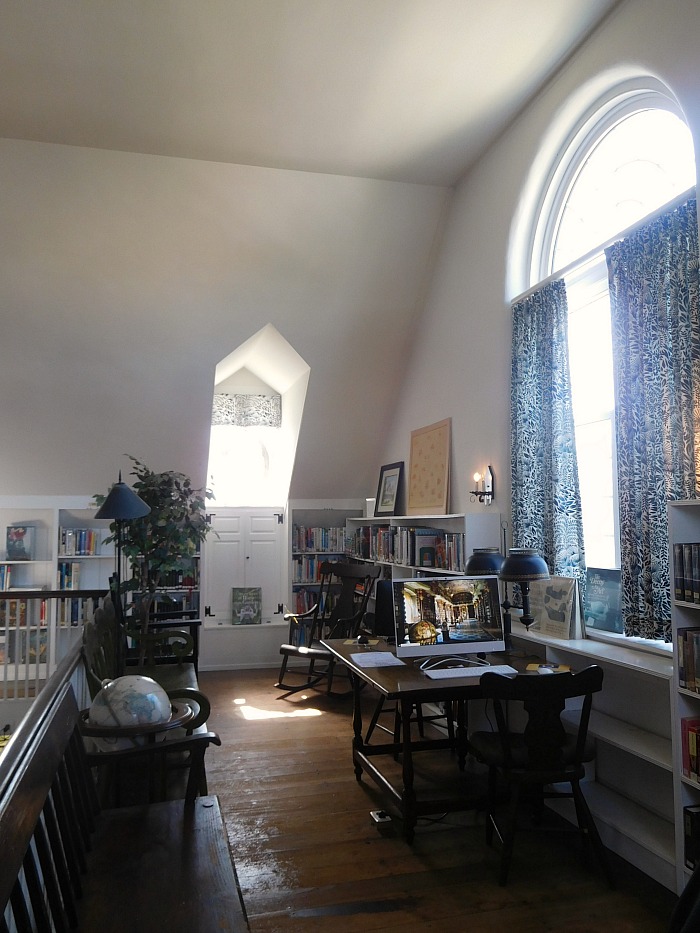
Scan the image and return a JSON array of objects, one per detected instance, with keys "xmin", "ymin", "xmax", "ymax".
[
  {"xmin": 82, "ymin": 597, "xmax": 220, "ymax": 805},
  {"xmin": 0, "ymin": 650, "xmax": 248, "ymax": 932},
  {"xmin": 83, "ymin": 597, "xmax": 201, "ymax": 697}
]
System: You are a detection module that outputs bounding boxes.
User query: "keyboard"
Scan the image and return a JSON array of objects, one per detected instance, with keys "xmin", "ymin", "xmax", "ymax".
[{"xmin": 423, "ymin": 663, "xmax": 517, "ymax": 680}]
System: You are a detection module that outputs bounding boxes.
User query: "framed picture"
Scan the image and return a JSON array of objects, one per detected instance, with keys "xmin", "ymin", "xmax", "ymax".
[
  {"xmin": 6, "ymin": 525, "xmax": 34, "ymax": 561},
  {"xmin": 406, "ymin": 418, "xmax": 451, "ymax": 515},
  {"xmin": 374, "ymin": 462, "xmax": 403, "ymax": 517},
  {"xmin": 231, "ymin": 587, "xmax": 262, "ymax": 625}
]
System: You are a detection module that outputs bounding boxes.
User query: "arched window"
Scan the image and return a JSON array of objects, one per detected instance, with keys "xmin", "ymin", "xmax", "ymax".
[{"xmin": 516, "ymin": 80, "xmax": 696, "ymax": 635}]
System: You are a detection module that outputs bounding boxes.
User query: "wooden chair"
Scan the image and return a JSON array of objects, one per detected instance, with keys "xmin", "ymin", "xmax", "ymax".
[
  {"xmin": 275, "ymin": 561, "xmax": 381, "ymax": 697},
  {"xmin": 468, "ymin": 665, "xmax": 613, "ymax": 886}
]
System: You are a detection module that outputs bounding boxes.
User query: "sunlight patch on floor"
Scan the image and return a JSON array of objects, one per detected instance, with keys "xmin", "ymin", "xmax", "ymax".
[{"xmin": 233, "ymin": 698, "xmax": 322, "ymax": 720}]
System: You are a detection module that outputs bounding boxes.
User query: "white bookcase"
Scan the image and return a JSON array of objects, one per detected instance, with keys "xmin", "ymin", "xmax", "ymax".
[
  {"xmin": 512, "ymin": 624, "xmax": 676, "ymax": 891},
  {"xmin": 0, "ymin": 496, "xmax": 113, "ymax": 683},
  {"xmin": 669, "ymin": 499, "xmax": 700, "ymax": 893}
]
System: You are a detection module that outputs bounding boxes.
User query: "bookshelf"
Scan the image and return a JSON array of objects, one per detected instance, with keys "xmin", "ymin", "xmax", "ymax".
[
  {"xmin": 345, "ymin": 512, "xmax": 501, "ymax": 576},
  {"xmin": 56, "ymin": 508, "xmax": 114, "ymax": 626},
  {"xmin": 288, "ymin": 500, "xmax": 364, "ymax": 613},
  {"xmin": 0, "ymin": 497, "xmax": 112, "ymax": 684},
  {"xmin": 669, "ymin": 499, "xmax": 700, "ymax": 892}
]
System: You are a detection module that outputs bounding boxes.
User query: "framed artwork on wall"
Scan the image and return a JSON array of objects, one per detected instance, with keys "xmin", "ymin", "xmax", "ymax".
[
  {"xmin": 406, "ymin": 418, "xmax": 451, "ymax": 515},
  {"xmin": 374, "ymin": 462, "xmax": 403, "ymax": 517}
]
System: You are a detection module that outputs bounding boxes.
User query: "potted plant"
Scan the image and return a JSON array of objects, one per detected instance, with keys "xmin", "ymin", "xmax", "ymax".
[{"xmin": 94, "ymin": 456, "xmax": 213, "ymax": 632}]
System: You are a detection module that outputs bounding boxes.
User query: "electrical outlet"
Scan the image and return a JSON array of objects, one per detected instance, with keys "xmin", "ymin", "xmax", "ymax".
[{"xmin": 370, "ymin": 809, "xmax": 392, "ymax": 824}]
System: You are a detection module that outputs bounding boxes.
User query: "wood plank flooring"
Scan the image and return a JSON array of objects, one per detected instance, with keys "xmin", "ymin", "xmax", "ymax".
[{"xmin": 199, "ymin": 668, "xmax": 678, "ymax": 933}]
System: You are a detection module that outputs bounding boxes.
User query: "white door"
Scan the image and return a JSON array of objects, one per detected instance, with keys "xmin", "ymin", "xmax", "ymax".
[{"xmin": 203, "ymin": 508, "xmax": 285, "ymax": 625}]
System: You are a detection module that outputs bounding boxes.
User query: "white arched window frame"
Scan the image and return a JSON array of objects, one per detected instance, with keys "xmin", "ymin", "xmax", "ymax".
[{"xmin": 529, "ymin": 82, "xmax": 692, "ymax": 285}]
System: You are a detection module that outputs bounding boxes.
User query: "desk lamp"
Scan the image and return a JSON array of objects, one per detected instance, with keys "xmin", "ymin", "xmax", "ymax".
[
  {"xmin": 95, "ymin": 471, "xmax": 151, "ymax": 622},
  {"xmin": 498, "ymin": 547, "xmax": 550, "ymax": 631},
  {"xmin": 465, "ymin": 546, "xmax": 510, "ymax": 646}
]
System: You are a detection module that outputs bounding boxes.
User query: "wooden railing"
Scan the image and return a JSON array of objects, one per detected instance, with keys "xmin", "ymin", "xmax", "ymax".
[{"xmin": 0, "ymin": 590, "xmax": 104, "ymax": 737}]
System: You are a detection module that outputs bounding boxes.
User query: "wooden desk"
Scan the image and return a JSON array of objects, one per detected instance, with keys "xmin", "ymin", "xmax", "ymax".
[{"xmin": 322, "ymin": 637, "xmax": 522, "ymax": 842}]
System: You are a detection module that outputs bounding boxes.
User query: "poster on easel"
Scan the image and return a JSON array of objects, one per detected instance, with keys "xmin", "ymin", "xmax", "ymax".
[
  {"xmin": 527, "ymin": 576, "xmax": 579, "ymax": 639},
  {"xmin": 231, "ymin": 587, "xmax": 262, "ymax": 625}
]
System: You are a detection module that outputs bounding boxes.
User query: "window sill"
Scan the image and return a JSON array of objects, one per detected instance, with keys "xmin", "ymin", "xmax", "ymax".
[
  {"xmin": 511, "ymin": 622, "xmax": 673, "ymax": 679},
  {"xmin": 584, "ymin": 628, "xmax": 672, "ymax": 658}
]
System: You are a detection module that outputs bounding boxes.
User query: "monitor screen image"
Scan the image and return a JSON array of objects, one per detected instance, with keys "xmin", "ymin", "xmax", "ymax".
[{"xmin": 392, "ymin": 575, "xmax": 504, "ymax": 659}]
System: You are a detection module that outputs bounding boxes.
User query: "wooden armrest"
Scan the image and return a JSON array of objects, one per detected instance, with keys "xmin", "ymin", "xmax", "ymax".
[
  {"xmin": 283, "ymin": 604, "xmax": 318, "ymax": 623},
  {"xmin": 166, "ymin": 687, "xmax": 211, "ymax": 731}
]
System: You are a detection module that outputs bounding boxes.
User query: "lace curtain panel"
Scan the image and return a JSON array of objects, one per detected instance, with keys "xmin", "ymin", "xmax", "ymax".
[
  {"xmin": 606, "ymin": 195, "xmax": 700, "ymax": 641},
  {"xmin": 211, "ymin": 394, "xmax": 282, "ymax": 427},
  {"xmin": 510, "ymin": 279, "xmax": 586, "ymax": 588}
]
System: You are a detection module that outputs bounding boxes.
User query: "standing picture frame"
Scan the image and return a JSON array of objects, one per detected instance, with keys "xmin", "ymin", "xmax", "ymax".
[
  {"xmin": 374, "ymin": 462, "xmax": 403, "ymax": 517},
  {"xmin": 406, "ymin": 418, "xmax": 451, "ymax": 515}
]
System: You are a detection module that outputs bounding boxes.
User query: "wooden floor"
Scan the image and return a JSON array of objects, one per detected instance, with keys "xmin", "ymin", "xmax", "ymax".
[{"xmin": 199, "ymin": 668, "xmax": 677, "ymax": 933}]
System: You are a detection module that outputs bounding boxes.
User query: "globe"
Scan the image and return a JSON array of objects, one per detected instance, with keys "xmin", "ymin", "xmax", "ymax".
[{"xmin": 88, "ymin": 674, "xmax": 172, "ymax": 751}]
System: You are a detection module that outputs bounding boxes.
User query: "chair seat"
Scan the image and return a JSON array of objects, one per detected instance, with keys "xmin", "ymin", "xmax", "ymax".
[
  {"xmin": 469, "ymin": 730, "xmax": 596, "ymax": 772},
  {"xmin": 279, "ymin": 642, "xmax": 331, "ymax": 661}
]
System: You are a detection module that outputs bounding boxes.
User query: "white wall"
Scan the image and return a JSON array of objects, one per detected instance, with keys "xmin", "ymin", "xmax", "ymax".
[
  {"xmin": 380, "ymin": 0, "xmax": 700, "ymax": 532},
  {"xmin": 0, "ymin": 139, "xmax": 449, "ymax": 498}
]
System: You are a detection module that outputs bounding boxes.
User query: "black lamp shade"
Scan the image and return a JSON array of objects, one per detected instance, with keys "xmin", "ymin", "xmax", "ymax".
[
  {"xmin": 95, "ymin": 473, "xmax": 151, "ymax": 521},
  {"xmin": 498, "ymin": 547, "xmax": 549, "ymax": 582},
  {"xmin": 465, "ymin": 547, "xmax": 504, "ymax": 575}
]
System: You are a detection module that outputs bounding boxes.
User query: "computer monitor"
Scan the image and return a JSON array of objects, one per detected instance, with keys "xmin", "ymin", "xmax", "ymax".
[{"xmin": 392, "ymin": 575, "xmax": 504, "ymax": 659}]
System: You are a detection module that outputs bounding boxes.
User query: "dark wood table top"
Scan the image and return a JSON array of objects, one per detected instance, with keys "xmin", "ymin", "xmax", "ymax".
[{"xmin": 321, "ymin": 637, "xmax": 528, "ymax": 701}]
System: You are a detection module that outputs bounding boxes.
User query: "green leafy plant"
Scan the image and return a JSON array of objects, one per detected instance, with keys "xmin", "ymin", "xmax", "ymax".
[{"xmin": 94, "ymin": 456, "xmax": 213, "ymax": 631}]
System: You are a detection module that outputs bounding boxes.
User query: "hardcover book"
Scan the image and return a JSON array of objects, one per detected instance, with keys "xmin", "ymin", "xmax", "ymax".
[{"xmin": 232, "ymin": 587, "xmax": 262, "ymax": 625}]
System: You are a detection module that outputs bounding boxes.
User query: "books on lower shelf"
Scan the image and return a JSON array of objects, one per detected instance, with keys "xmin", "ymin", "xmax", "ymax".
[
  {"xmin": 681, "ymin": 717, "xmax": 700, "ymax": 781},
  {"xmin": 677, "ymin": 628, "xmax": 700, "ymax": 691},
  {"xmin": 685, "ymin": 804, "xmax": 700, "ymax": 869},
  {"xmin": 57, "ymin": 561, "xmax": 81, "ymax": 590}
]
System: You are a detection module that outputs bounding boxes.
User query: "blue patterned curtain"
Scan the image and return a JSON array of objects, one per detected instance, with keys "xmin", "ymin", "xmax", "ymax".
[
  {"xmin": 606, "ymin": 196, "xmax": 700, "ymax": 641},
  {"xmin": 510, "ymin": 279, "xmax": 586, "ymax": 588}
]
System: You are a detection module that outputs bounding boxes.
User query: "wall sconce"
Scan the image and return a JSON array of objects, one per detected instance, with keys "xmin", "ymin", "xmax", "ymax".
[{"xmin": 470, "ymin": 466, "xmax": 494, "ymax": 505}]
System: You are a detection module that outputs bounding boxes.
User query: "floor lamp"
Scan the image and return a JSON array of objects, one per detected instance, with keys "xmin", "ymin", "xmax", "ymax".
[{"xmin": 95, "ymin": 471, "xmax": 151, "ymax": 627}]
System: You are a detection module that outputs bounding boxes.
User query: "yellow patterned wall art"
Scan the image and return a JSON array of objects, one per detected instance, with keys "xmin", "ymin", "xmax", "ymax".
[{"xmin": 407, "ymin": 418, "xmax": 451, "ymax": 515}]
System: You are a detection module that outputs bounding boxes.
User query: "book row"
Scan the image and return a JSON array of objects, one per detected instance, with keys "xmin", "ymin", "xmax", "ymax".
[
  {"xmin": 681, "ymin": 716, "xmax": 700, "ymax": 782},
  {"xmin": 58, "ymin": 527, "xmax": 106, "ymax": 557},
  {"xmin": 673, "ymin": 542, "xmax": 700, "ymax": 603},
  {"xmin": 685, "ymin": 803, "xmax": 700, "ymax": 870},
  {"xmin": 290, "ymin": 586, "xmax": 341, "ymax": 619},
  {"xmin": 292, "ymin": 525, "xmax": 347, "ymax": 554},
  {"xmin": 347, "ymin": 525, "xmax": 465, "ymax": 572},
  {"xmin": 676, "ymin": 627, "xmax": 700, "ymax": 691},
  {"xmin": 57, "ymin": 561, "xmax": 81, "ymax": 591},
  {"xmin": 291, "ymin": 555, "xmax": 332, "ymax": 584},
  {"xmin": 0, "ymin": 565, "xmax": 12, "ymax": 590},
  {"xmin": 0, "ymin": 628, "xmax": 47, "ymax": 665}
]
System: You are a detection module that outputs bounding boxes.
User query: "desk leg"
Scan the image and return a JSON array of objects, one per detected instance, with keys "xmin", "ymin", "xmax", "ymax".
[
  {"xmin": 400, "ymin": 696, "xmax": 416, "ymax": 843},
  {"xmin": 351, "ymin": 673, "xmax": 365, "ymax": 781}
]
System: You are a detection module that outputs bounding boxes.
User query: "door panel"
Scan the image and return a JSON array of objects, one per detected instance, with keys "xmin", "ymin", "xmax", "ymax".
[{"xmin": 203, "ymin": 509, "xmax": 284, "ymax": 625}]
